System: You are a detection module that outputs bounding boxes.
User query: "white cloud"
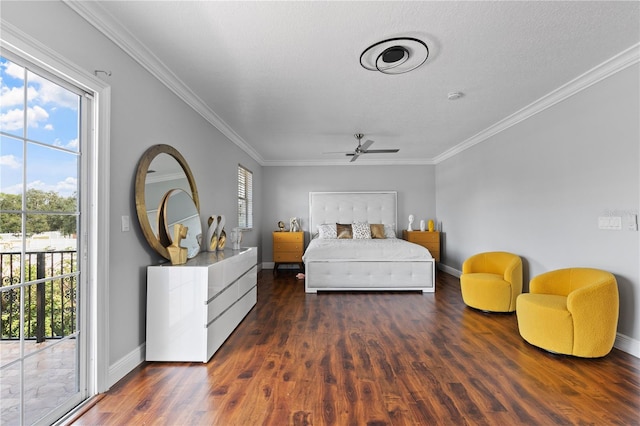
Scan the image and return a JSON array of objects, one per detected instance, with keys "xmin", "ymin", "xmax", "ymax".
[
  {"xmin": 44, "ymin": 124, "xmax": 54, "ymax": 131},
  {"xmin": 0, "ymin": 105, "xmax": 49, "ymax": 131},
  {"xmin": 66, "ymin": 138, "xmax": 79, "ymax": 150},
  {"xmin": 0, "ymin": 154, "xmax": 22, "ymax": 169},
  {"xmin": 28, "ymin": 73, "xmax": 79, "ymax": 111},
  {"xmin": 2, "ymin": 177, "xmax": 78, "ymax": 198},
  {"xmin": 4, "ymin": 62, "xmax": 24, "ymax": 80}
]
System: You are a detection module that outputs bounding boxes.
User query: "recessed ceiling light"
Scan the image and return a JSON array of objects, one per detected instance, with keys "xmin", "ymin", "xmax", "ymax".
[
  {"xmin": 360, "ymin": 37, "xmax": 429, "ymax": 75},
  {"xmin": 447, "ymin": 92, "xmax": 464, "ymax": 100}
]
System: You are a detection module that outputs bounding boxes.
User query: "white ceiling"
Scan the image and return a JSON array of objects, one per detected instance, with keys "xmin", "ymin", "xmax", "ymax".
[{"xmin": 69, "ymin": 1, "xmax": 639, "ymax": 166}]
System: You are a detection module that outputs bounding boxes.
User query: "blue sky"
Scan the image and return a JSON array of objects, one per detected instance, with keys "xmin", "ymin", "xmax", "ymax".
[{"xmin": 1, "ymin": 56, "xmax": 80, "ymax": 198}]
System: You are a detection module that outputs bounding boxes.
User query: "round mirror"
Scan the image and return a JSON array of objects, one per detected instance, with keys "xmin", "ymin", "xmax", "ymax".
[
  {"xmin": 160, "ymin": 189, "xmax": 202, "ymax": 259},
  {"xmin": 135, "ymin": 144, "xmax": 200, "ymax": 260}
]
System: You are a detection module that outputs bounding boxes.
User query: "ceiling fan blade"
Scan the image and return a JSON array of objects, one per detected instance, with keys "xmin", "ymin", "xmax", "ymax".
[
  {"xmin": 361, "ymin": 149, "xmax": 400, "ymax": 154},
  {"xmin": 350, "ymin": 153, "xmax": 360, "ymax": 162},
  {"xmin": 360, "ymin": 140, "xmax": 374, "ymax": 151}
]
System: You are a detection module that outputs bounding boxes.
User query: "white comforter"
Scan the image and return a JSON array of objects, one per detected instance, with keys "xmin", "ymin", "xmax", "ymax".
[{"xmin": 302, "ymin": 238, "xmax": 432, "ymax": 262}]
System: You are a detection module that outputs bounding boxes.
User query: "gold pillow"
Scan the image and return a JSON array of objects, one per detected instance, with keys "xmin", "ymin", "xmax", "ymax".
[
  {"xmin": 370, "ymin": 224, "xmax": 386, "ymax": 239},
  {"xmin": 336, "ymin": 223, "xmax": 353, "ymax": 239}
]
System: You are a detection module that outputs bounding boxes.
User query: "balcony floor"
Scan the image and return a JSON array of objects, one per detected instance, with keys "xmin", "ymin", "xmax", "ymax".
[{"xmin": 1, "ymin": 338, "xmax": 77, "ymax": 425}]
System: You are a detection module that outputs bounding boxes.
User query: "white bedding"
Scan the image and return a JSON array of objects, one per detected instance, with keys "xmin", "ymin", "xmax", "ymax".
[{"xmin": 303, "ymin": 238, "xmax": 432, "ymax": 262}]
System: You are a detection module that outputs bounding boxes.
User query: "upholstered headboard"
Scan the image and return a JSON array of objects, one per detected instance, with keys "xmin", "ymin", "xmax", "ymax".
[{"xmin": 308, "ymin": 191, "xmax": 397, "ymax": 235}]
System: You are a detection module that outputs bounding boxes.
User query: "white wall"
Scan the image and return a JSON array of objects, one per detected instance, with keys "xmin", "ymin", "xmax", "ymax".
[
  {"xmin": 2, "ymin": 1, "xmax": 263, "ymax": 378},
  {"xmin": 436, "ymin": 64, "xmax": 640, "ymax": 346},
  {"xmin": 261, "ymin": 165, "xmax": 436, "ymax": 262}
]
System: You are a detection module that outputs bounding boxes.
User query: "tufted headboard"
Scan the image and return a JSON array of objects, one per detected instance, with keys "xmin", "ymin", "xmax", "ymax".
[{"xmin": 308, "ymin": 191, "xmax": 397, "ymax": 236}]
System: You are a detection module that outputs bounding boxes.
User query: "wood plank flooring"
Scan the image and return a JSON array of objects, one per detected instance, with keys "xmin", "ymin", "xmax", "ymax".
[{"xmin": 73, "ymin": 270, "xmax": 640, "ymax": 425}]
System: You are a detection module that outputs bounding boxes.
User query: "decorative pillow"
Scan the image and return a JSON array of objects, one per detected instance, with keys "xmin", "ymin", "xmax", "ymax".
[
  {"xmin": 370, "ymin": 224, "xmax": 386, "ymax": 239},
  {"xmin": 352, "ymin": 222, "xmax": 371, "ymax": 239},
  {"xmin": 336, "ymin": 223, "xmax": 353, "ymax": 239},
  {"xmin": 317, "ymin": 223, "xmax": 337, "ymax": 239},
  {"xmin": 384, "ymin": 224, "xmax": 397, "ymax": 238}
]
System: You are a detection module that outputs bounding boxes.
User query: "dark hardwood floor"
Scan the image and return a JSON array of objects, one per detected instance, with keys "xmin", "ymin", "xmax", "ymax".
[{"xmin": 73, "ymin": 270, "xmax": 640, "ymax": 425}]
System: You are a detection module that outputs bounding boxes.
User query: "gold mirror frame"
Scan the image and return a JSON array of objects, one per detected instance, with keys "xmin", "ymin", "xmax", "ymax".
[{"xmin": 134, "ymin": 144, "xmax": 200, "ymax": 260}]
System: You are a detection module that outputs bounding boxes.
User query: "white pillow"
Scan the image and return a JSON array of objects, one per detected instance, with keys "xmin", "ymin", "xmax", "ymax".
[
  {"xmin": 352, "ymin": 222, "xmax": 371, "ymax": 239},
  {"xmin": 384, "ymin": 224, "xmax": 397, "ymax": 238},
  {"xmin": 317, "ymin": 223, "xmax": 337, "ymax": 239}
]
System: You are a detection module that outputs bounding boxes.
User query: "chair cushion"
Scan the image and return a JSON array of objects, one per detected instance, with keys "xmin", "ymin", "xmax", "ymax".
[
  {"xmin": 460, "ymin": 273, "xmax": 514, "ymax": 312},
  {"xmin": 516, "ymin": 293, "xmax": 573, "ymax": 355}
]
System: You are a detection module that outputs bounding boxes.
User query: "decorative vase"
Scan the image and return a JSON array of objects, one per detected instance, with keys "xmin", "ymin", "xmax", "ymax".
[
  {"xmin": 428, "ymin": 219, "xmax": 435, "ymax": 232},
  {"xmin": 408, "ymin": 214, "xmax": 414, "ymax": 231},
  {"xmin": 230, "ymin": 227, "xmax": 243, "ymax": 250},
  {"xmin": 206, "ymin": 215, "xmax": 218, "ymax": 252},
  {"xmin": 420, "ymin": 220, "xmax": 425, "ymax": 231},
  {"xmin": 216, "ymin": 215, "xmax": 226, "ymax": 251}
]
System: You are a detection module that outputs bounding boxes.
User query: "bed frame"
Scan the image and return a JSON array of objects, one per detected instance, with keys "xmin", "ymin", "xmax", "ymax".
[{"xmin": 304, "ymin": 191, "xmax": 435, "ymax": 293}]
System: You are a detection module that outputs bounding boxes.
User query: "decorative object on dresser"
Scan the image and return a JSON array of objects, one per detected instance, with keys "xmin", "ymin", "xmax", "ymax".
[
  {"xmin": 206, "ymin": 215, "xmax": 218, "ymax": 252},
  {"xmin": 273, "ymin": 231, "xmax": 304, "ymax": 274},
  {"xmin": 166, "ymin": 223, "xmax": 188, "ymax": 265},
  {"xmin": 402, "ymin": 230, "xmax": 441, "ymax": 262},
  {"xmin": 428, "ymin": 219, "xmax": 435, "ymax": 232},
  {"xmin": 290, "ymin": 217, "xmax": 300, "ymax": 232},
  {"xmin": 229, "ymin": 227, "xmax": 243, "ymax": 250},
  {"xmin": 420, "ymin": 219, "xmax": 426, "ymax": 231},
  {"xmin": 407, "ymin": 214, "xmax": 414, "ymax": 231},
  {"xmin": 216, "ymin": 215, "xmax": 226, "ymax": 250},
  {"xmin": 146, "ymin": 247, "xmax": 258, "ymax": 362},
  {"xmin": 160, "ymin": 188, "xmax": 202, "ymax": 259},
  {"xmin": 277, "ymin": 220, "xmax": 286, "ymax": 232}
]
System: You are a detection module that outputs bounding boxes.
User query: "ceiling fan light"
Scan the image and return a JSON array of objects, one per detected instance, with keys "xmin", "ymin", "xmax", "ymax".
[{"xmin": 360, "ymin": 37, "xmax": 428, "ymax": 75}]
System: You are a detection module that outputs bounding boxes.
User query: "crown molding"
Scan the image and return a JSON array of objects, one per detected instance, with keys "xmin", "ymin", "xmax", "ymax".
[
  {"xmin": 63, "ymin": 1, "xmax": 265, "ymax": 166},
  {"xmin": 433, "ymin": 42, "xmax": 640, "ymax": 164},
  {"xmin": 262, "ymin": 157, "xmax": 436, "ymax": 167}
]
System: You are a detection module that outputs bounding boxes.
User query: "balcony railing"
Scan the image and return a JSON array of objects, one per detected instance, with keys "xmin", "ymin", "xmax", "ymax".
[{"xmin": 1, "ymin": 250, "xmax": 77, "ymax": 342}]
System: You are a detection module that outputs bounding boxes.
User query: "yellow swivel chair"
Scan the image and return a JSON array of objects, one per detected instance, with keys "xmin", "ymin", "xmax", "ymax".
[
  {"xmin": 460, "ymin": 252, "xmax": 523, "ymax": 312},
  {"xmin": 516, "ymin": 268, "xmax": 619, "ymax": 358}
]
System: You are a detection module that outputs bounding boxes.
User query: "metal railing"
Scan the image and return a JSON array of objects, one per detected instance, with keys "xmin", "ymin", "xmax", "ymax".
[{"xmin": 0, "ymin": 250, "xmax": 77, "ymax": 342}]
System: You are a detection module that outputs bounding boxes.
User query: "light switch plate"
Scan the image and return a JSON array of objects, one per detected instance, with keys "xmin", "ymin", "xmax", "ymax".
[
  {"xmin": 121, "ymin": 215, "xmax": 130, "ymax": 232},
  {"xmin": 598, "ymin": 216, "xmax": 622, "ymax": 230}
]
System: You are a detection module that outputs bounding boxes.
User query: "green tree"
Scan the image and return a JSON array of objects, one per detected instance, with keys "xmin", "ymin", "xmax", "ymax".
[{"xmin": 0, "ymin": 190, "xmax": 78, "ymax": 236}]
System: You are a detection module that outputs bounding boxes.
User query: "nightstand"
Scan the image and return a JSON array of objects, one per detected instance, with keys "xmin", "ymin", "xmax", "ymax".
[
  {"xmin": 402, "ymin": 230, "xmax": 440, "ymax": 262},
  {"xmin": 272, "ymin": 231, "xmax": 304, "ymax": 274}
]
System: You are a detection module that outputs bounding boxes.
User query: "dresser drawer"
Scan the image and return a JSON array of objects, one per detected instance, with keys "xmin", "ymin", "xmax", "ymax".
[
  {"xmin": 273, "ymin": 241, "xmax": 304, "ymax": 252},
  {"xmin": 274, "ymin": 252, "xmax": 303, "ymax": 262},
  {"xmin": 273, "ymin": 232, "xmax": 303, "ymax": 243},
  {"xmin": 408, "ymin": 232, "xmax": 439, "ymax": 243}
]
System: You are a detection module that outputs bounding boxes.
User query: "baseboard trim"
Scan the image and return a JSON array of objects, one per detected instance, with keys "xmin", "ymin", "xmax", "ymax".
[
  {"xmin": 438, "ymin": 263, "xmax": 461, "ymax": 278},
  {"xmin": 615, "ymin": 333, "xmax": 640, "ymax": 359},
  {"xmin": 107, "ymin": 343, "xmax": 145, "ymax": 389}
]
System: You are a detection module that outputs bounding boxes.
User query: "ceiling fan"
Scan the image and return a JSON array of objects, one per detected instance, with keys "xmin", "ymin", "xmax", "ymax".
[{"xmin": 343, "ymin": 133, "xmax": 400, "ymax": 162}]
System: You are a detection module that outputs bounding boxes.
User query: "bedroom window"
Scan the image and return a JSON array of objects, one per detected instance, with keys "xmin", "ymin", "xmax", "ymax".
[{"xmin": 237, "ymin": 164, "xmax": 253, "ymax": 229}]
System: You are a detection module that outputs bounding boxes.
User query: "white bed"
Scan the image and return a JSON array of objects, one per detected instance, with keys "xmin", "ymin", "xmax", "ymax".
[{"xmin": 303, "ymin": 191, "xmax": 435, "ymax": 293}]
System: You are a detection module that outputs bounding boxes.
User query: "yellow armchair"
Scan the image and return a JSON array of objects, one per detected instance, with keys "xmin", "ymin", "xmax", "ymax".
[
  {"xmin": 516, "ymin": 268, "xmax": 619, "ymax": 358},
  {"xmin": 460, "ymin": 252, "xmax": 523, "ymax": 312}
]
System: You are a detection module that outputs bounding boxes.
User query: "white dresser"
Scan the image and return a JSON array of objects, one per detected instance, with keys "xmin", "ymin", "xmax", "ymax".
[{"xmin": 146, "ymin": 247, "xmax": 258, "ymax": 362}]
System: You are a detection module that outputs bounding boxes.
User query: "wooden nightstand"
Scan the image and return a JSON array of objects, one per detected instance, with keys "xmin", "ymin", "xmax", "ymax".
[
  {"xmin": 402, "ymin": 230, "xmax": 440, "ymax": 262},
  {"xmin": 272, "ymin": 231, "xmax": 304, "ymax": 273}
]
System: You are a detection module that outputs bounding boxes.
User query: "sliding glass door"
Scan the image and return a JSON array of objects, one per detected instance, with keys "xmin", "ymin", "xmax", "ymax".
[{"xmin": 0, "ymin": 54, "xmax": 90, "ymax": 425}]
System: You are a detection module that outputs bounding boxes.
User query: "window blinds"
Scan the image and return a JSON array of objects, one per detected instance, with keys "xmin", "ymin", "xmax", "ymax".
[{"xmin": 238, "ymin": 165, "xmax": 253, "ymax": 228}]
